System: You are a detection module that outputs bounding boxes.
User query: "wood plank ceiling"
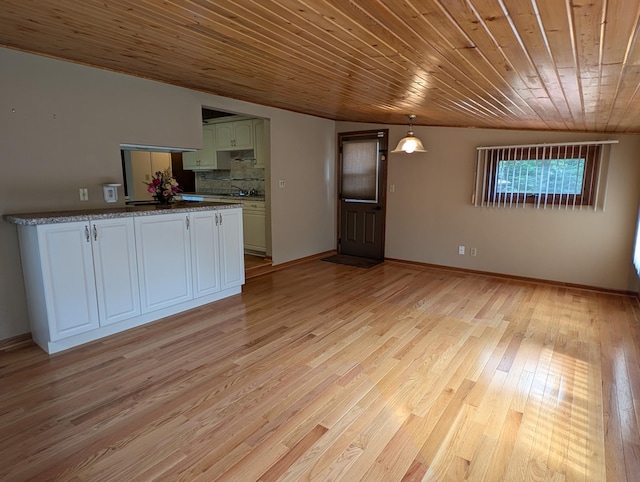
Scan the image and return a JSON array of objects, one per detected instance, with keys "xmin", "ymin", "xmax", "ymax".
[{"xmin": 1, "ymin": 0, "xmax": 640, "ymax": 133}]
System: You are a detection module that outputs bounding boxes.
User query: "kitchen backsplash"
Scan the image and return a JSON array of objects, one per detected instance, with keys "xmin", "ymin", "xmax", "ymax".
[{"xmin": 195, "ymin": 150, "xmax": 265, "ymax": 195}]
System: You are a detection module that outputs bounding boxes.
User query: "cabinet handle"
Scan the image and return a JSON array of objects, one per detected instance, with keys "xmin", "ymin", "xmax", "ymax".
[
  {"xmin": 215, "ymin": 213, "xmax": 219, "ymax": 226},
  {"xmin": 93, "ymin": 225, "xmax": 98, "ymax": 241},
  {"xmin": 85, "ymin": 225, "xmax": 90, "ymax": 242},
  {"xmin": 186, "ymin": 216, "xmax": 190, "ymax": 230}
]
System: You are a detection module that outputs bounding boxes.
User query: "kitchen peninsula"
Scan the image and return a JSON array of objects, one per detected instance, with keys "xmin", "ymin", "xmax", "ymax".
[{"xmin": 4, "ymin": 202, "xmax": 244, "ymax": 354}]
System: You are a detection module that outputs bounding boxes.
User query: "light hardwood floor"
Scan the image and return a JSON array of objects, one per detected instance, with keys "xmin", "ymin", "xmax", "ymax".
[{"xmin": 1, "ymin": 260, "xmax": 639, "ymax": 481}]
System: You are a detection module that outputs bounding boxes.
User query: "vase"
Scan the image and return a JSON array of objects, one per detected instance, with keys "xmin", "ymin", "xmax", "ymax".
[{"xmin": 155, "ymin": 195, "xmax": 172, "ymax": 205}]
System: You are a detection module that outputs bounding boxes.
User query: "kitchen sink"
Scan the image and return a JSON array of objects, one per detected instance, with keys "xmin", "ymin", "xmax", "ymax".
[{"xmin": 125, "ymin": 200, "xmax": 202, "ymax": 206}]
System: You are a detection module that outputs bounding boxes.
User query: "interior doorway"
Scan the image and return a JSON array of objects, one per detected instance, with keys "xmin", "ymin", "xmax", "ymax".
[{"xmin": 337, "ymin": 129, "xmax": 389, "ymax": 260}]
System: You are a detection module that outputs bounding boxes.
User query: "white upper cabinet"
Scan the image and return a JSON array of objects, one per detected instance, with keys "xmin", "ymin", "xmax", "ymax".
[
  {"xmin": 214, "ymin": 120, "xmax": 254, "ymax": 151},
  {"xmin": 183, "ymin": 125, "xmax": 216, "ymax": 170},
  {"xmin": 253, "ymin": 118, "xmax": 268, "ymax": 169}
]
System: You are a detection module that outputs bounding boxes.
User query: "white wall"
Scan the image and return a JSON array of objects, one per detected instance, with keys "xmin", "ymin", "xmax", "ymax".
[
  {"xmin": 337, "ymin": 121, "xmax": 640, "ymax": 292},
  {"xmin": 0, "ymin": 47, "xmax": 336, "ymax": 340}
]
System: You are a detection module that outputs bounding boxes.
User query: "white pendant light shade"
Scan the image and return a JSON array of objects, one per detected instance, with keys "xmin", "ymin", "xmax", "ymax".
[{"xmin": 391, "ymin": 114, "xmax": 427, "ymax": 153}]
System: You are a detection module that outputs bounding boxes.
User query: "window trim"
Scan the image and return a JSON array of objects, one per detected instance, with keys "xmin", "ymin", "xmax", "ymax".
[{"xmin": 473, "ymin": 141, "xmax": 617, "ymax": 210}]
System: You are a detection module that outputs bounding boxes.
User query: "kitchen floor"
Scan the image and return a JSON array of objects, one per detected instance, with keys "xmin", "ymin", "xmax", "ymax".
[
  {"xmin": 244, "ymin": 253, "xmax": 269, "ymax": 269},
  {"xmin": 244, "ymin": 253, "xmax": 272, "ymax": 279}
]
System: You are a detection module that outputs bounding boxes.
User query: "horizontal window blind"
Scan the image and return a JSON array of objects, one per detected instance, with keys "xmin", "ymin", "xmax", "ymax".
[{"xmin": 473, "ymin": 140, "xmax": 617, "ymax": 210}]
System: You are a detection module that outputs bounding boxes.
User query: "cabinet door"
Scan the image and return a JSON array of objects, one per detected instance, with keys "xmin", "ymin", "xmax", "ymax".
[
  {"xmin": 92, "ymin": 218, "xmax": 141, "ymax": 325},
  {"xmin": 135, "ymin": 213, "xmax": 192, "ymax": 313},
  {"xmin": 190, "ymin": 211, "xmax": 221, "ymax": 298},
  {"xmin": 233, "ymin": 120, "xmax": 254, "ymax": 149},
  {"xmin": 198, "ymin": 126, "xmax": 217, "ymax": 168},
  {"xmin": 150, "ymin": 152, "xmax": 171, "ymax": 173},
  {"xmin": 254, "ymin": 118, "xmax": 266, "ymax": 168},
  {"xmin": 214, "ymin": 123, "xmax": 234, "ymax": 150},
  {"xmin": 243, "ymin": 208, "xmax": 267, "ymax": 253},
  {"xmin": 182, "ymin": 150, "xmax": 200, "ymax": 170},
  {"xmin": 183, "ymin": 126, "xmax": 216, "ymax": 169},
  {"xmin": 218, "ymin": 208, "xmax": 245, "ymax": 289},
  {"xmin": 37, "ymin": 222, "xmax": 99, "ymax": 340},
  {"xmin": 130, "ymin": 151, "xmax": 154, "ymax": 200}
]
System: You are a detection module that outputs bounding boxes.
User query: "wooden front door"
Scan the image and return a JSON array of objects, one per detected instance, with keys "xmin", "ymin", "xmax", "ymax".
[{"xmin": 338, "ymin": 130, "xmax": 388, "ymax": 260}]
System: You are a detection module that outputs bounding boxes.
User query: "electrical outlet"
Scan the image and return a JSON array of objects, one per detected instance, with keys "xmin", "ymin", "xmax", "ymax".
[
  {"xmin": 79, "ymin": 188, "xmax": 89, "ymax": 201},
  {"xmin": 470, "ymin": 248, "xmax": 477, "ymax": 257},
  {"xmin": 279, "ymin": 179, "xmax": 286, "ymax": 188},
  {"xmin": 458, "ymin": 245, "xmax": 465, "ymax": 255},
  {"xmin": 389, "ymin": 184, "xmax": 395, "ymax": 192}
]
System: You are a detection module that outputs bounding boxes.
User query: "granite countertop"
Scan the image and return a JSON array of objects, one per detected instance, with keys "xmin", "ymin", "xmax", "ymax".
[
  {"xmin": 184, "ymin": 192, "xmax": 266, "ymax": 202},
  {"xmin": 4, "ymin": 201, "xmax": 240, "ymax": 226}
]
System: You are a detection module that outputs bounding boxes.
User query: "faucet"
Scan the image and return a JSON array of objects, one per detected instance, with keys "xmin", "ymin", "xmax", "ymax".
[{"xmin": 231, "ymin": 185, "xmax": 246, "ymax": 196}]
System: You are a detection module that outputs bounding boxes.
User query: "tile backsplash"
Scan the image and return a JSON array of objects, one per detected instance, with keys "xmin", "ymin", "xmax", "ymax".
[{"xmin": 195, "ymin": 149, "xmax": 265, "ymax": 195}]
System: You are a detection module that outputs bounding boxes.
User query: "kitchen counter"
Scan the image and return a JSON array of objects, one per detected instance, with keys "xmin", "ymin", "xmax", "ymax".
[
  {"xmin": 3, "ymin": 201, "xmax": 239, "ymax": 226},
  {"xmin": 181, "ymin": 192, "xmax": 266, "ymax": 202},
  {"xmin": 11, "ymin": 201, "xmax": 245, "ymax": 354}
]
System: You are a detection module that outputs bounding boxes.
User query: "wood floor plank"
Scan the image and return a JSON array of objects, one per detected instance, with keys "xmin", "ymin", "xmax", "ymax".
[{"xmin": 1, "ymin": 260, "xmax": 639, "ymax": 480}]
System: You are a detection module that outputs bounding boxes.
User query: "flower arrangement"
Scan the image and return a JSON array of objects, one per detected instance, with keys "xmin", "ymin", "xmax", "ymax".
[{"xmin": 146, "ymin": 168, "xmax": 181, "ymax": 204}]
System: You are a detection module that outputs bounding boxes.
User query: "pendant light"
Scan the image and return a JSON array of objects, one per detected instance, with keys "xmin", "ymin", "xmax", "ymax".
[{"xmin": 391, "ymin": 114, "xmax": 427, "ymax": 153}]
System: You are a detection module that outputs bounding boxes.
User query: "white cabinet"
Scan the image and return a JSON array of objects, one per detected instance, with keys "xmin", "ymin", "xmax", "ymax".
[
  {"xmin": 130, "ymin": 151, "xmax": 172, "ymax": 200},
  {"xmin": 190, "ymin": 210, "xmax": 222, "ymax": 298},
  {"xmin": 253, "ymin": 118, "xmax": 269, "ymax": 169},
  {"xmin": 242, "ymin": 201, "xmax": 266, "ymax": 254},
  {"xmin": 183, "ymin": 125, "xmax": 216, "ymax": 170},
  {"xmin": 135, "ymin": 208, "xmax": 243, "ymax": 309},
  {"xmin": 17, "ymin": 217, "xmax": 140, "ymax": 343},
  {"xmin": 215, "ymin": 120, "xmax": 254, "ymax": 150},
  {"xmin": 135, "ymin": 213, "xmax": 192, "ymax": 313},
  {"xmin": 27, "ymin": 222, "xmax": 100, "ymax": 341},
  {"xmin": 218, "ymin": 208, "xmax": 245, "ymax": 288},
  {"xmin": 190, "ymin": 207, "xmax": 244, "ymax": 298},
  {"xmin": 14, "ymin": 206, "xmax": 244, "ymax": 354},
  {"xmin": 91, "ymin": 218, "xmax": 141, "ymax": 325},
  {"xmin": 199, "ymin": 196, "xmax": 266, "ymax": 255}
]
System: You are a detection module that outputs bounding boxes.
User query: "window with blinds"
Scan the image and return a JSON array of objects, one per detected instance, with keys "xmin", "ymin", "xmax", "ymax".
[
  {"xmin": 341, "ymin": 139, "xmax": 379, "ymax": 202},
  {"xmin": 473, "ymin": 141, "xmax": 617, "ymax": 210}
]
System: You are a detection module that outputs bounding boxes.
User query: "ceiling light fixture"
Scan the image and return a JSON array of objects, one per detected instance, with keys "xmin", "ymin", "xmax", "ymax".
[{"xmin": 391, "ymin": 114, "xmax": 427, "ymax": 154}]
